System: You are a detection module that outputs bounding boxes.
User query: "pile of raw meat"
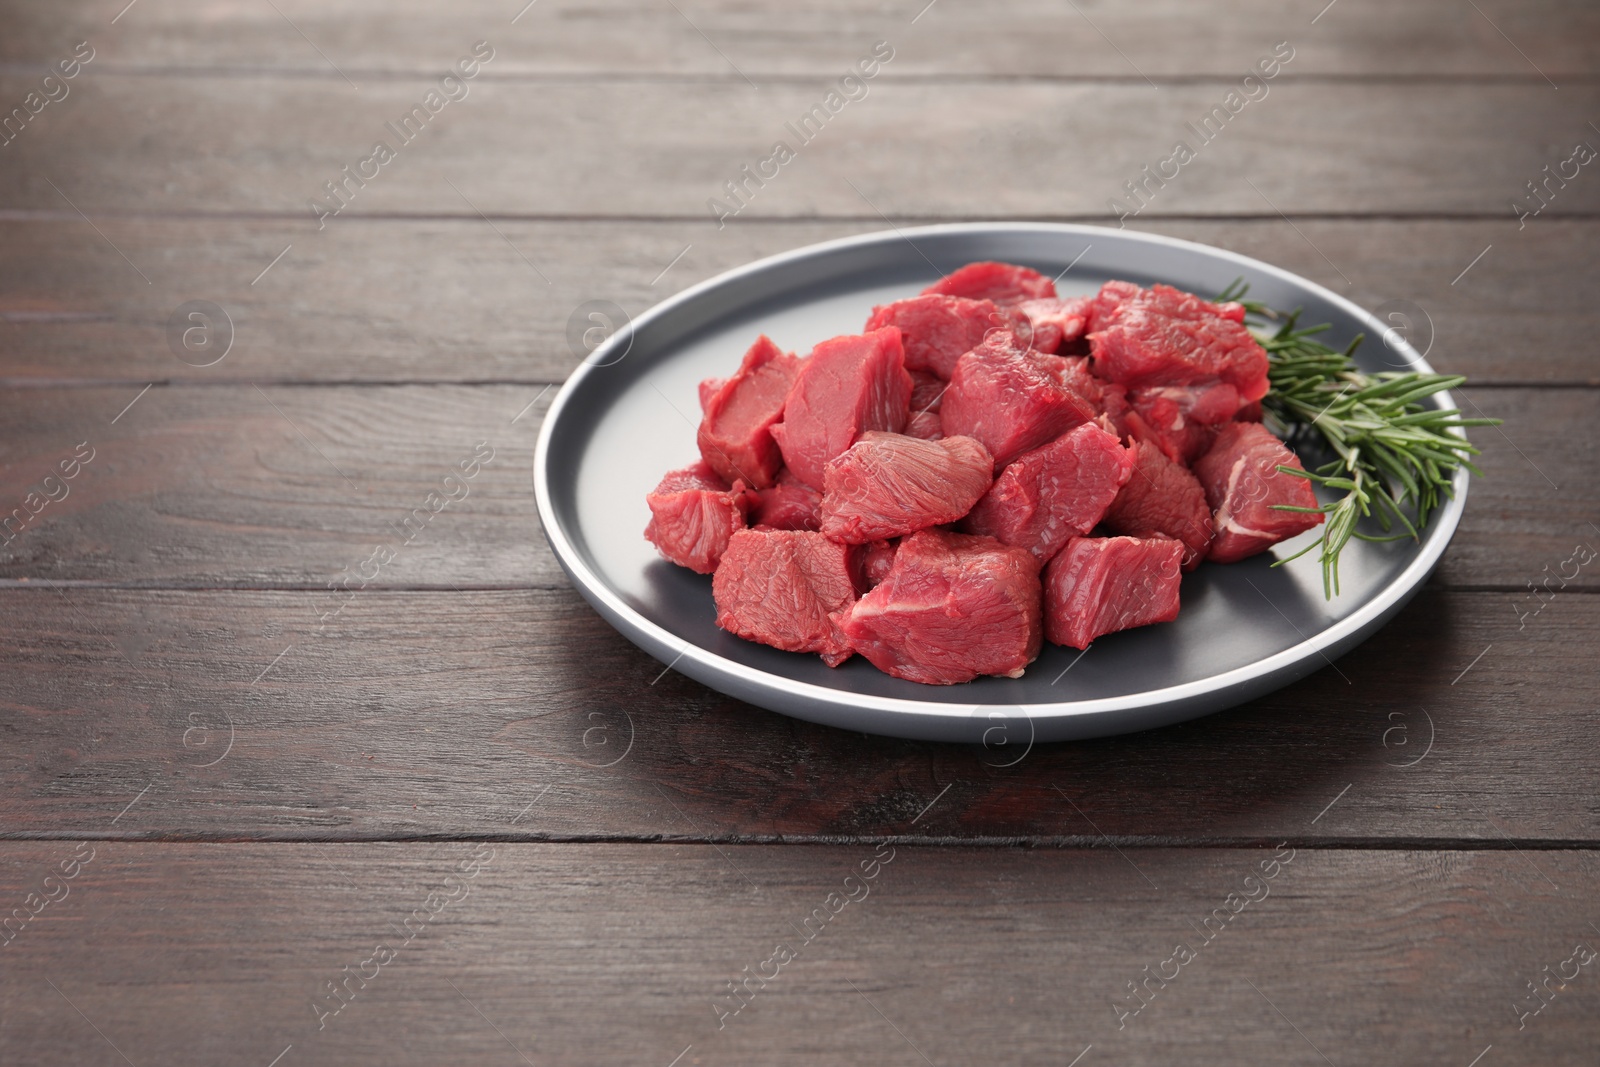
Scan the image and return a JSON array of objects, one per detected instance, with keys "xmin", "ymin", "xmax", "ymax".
[{"xmin": 644, "ymin": 262, "xmax": 1324, "ymax": 685}]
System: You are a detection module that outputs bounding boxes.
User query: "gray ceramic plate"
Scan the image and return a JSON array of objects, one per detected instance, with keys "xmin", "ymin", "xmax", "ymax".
[{"xmin": 534, "ymin": 223, "xmax": 1465, "ymax": 742}]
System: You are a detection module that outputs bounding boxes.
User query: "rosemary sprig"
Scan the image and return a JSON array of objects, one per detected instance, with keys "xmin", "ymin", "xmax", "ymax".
[{"xmin": 1214, "ymin": 279, "xmax": 1500, "ymax": 599}]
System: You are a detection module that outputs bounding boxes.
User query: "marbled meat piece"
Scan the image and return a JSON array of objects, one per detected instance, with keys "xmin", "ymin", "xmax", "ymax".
[
  {"xmin": 644, "ymin": 460, "xmax": 752, "ymax": 574},
  {"xmin": 963, "ymin": 422, "xmax": 1134, "ymax": 562},
  {"xmin": 697, "ymin": 335, "xmax": 801, "ymax": 489},
  {"xmin": 1102, "ymin": 439, "xmax": 1215, "ymax": 570},
  {"xmin": 770, "ymin": 327, "xmax": 912, "ymax": 489},
  {"xmin": 1192, "ymin": 422, "xmax": 1325, "ymax": 563},
  {"xmin": 820, "ymin": 431, "xmax": 993, "ymax": 543},
  {"xmin": 1087, "ymin": 281, "xmax": 1267, "ymax": 415},
  {"xmin": 713, "ymin": 529, "xmax": 856, "ymax": 666},
  {"xmin": 1043, "ymin": 535, "xmax": 1184, "ymax": 649},
  {"xmin": 1086, "ymin": 279, "xmax": 1246, "ymax": 333},
  {"xmin": 1037, "ymin": 355, "xmax": 1134, "ymax": 431},
  {"xmin": 752, "ymin": 469, "xmax": 822, "ymax": 531},
  {"xmin": 1120, "ymin": 386, "xmax": 1230, "ymax": 466},
  {"xmin": 835, "ymin": 529, "xmax": 1043, "ymax": 684},
  {"xmin": 922, "ymin": 261, "xmax": 1057, "ymax": 306},
  {"xmin": 1016, "ymin": 296, "xmax": 1092, "ymax": 355},
  {"xmin": 940, "ymin": 330, "xmax": 1096, "ymax": 468},
  {"xmin": 865, "ymin": 295, "xmax": 1024, "ymax": 379}
]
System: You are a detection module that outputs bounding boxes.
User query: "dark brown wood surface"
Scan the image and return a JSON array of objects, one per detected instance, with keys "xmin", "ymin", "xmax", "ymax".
[
  {"xmin": 2, "ymin": 220, "xmax": 1597, "ymax": 385},
  {"xmin": 1, "ymin": 844, "xmax": 1594, "ymax": 1066},
  {"xmin": 1, "ymin": 1, "xmax": 1596, "ymax": 1063}
]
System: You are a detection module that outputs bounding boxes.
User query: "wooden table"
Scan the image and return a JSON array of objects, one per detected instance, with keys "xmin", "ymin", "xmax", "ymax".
[{"xmin": 2, "ymin": 2, "xmax": 1597, "ymax": 1063}]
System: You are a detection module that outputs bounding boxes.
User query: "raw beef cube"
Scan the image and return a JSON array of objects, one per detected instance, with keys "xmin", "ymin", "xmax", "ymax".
[
  {"xmin": 1087, "ymin": 280, "xmax": 1245, "ymax": 333},
  {"xmin": 698, "ymin": 335, "xmax": 802, "ymax": 489},
  {"xmin": 714, "ymin": 529, "xmax": 856, "ymax": 666},
  {"xmin": 1043, "ymin": 536, "xmax": 1184, "ymax": 649},
  {"xmin": 698, "ymin": 377, "xmax": 727, "ymax": 412},
  {"xmin": 1016, "ymin": 296, "xmax": 1092, "ymax": 354},
  {"xmin": 644, "ymin": 461, "xmax": 752, "ymax": 574},
  {"xmin": 851, "ymin": 538, "xmax": 899, "ymax": 592},
  {"xmin": 963, "ymin": 422, "xmax": 1134, "ymax": 562},
  {"xmin": 940, "ymin": 331, "xmax": 1096, "ymax": 468},
  {"xmin": 1192, "ymin": 422, "xmax": 1325, "ymax": 563},
  {"xmin": 770, "ymin": 327, "xmax": 913, "ymax": 489},
  {"xmin": 1121, "ymin": 386, "xmax": 1230, "ymax": 466},
  {"xmin": 1088, "ymin": 282, "xmax": 1269, "ymax": 410},
  {"xmin": 1037, "ymin": 355, "xmax": 1132, "ymax": 428},
  {"xmin": 835, "ymin": 529, "xmax": 1043, "ymax": 684},
  {"xmin": 1102, "ymin": 440, "xmax": 1214, "ymax": 571},
  {"xmin": 865, "ymin": 295, "xmax": 1024, "ymax": 379},
  {"xmin": 820, "ymin": 432, "xmax": 994, "ymax": 543},
  {"xmin": 922, "ymin": 261, "xmax": 1057, "ymax": 306},
  {"xmin": 909, "ymin": 370, "xmax": 948, "ymax": 414},
  {"xmin": 1085, "ymin": 279, "xmax": 1144, "ymax": 333},
  {"xmin": 1037, "ymin": 354, "xmax": 1101, "ymax": 405},
  {"xmin": 752, "ymin": 469, "xmax": 822, "ymax": 531},
  {"xmin": 903, "ymin": 410, "xmax": 945, "ymax": 441}
]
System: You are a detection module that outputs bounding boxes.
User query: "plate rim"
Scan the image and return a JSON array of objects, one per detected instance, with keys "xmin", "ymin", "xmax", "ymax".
[{"xmin": 534, "ymin": 221, "xmax": 1466, "ymax": 728}]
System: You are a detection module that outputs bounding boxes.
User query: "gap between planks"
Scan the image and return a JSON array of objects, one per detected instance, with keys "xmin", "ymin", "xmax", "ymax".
[
  {"xmin": 0, "ymin": 65, "xmax": 1594, "ymax": 86},
  {"xmin": 1, "ymin": 833, "xmax": 1598, "ymax": 850}
]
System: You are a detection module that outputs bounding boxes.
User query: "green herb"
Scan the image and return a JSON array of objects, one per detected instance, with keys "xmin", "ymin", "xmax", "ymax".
[{"xmin": 1214, "ymin": 279, "xmax": 1500, "ymax": 599}]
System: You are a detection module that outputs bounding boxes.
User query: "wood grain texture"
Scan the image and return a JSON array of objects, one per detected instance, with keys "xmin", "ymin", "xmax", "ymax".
[
  {"xmin": 2, "ymin": 218, "xmax": 1594, "ymax": 385},
  {"xmin": 0, "ymin": 843, "xmax": 1595, "ymax": 1065},
  {"xmin": 0, "ymin": 384, "xmax": 1590, "ymax": 590},
  {"xmin": 0, "ymin": 586, "xmax": 1593, "ymax": 843},
  {"xmin": 3, "ymin": 76, "xmax": 1597, "ymax": 218},
  {"xmin": 4, "ymin": 0, "xmax": 1597, "ymax": 78},
  {"xmin": 1, "ymin": 4, "xmax": 1596, "ymax": 1063}
]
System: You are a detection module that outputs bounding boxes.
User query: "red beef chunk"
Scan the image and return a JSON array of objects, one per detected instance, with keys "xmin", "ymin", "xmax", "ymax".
[
  {"xmin": 713, "ymin": 529, "xmax": 856, "ymax": 666},
  {"xmin": 1036, "ymin": 354, "xmax": 1123, "ymax": 416},
  {"xmin": 1120, "ymin": 386, "xmax": 1231, "ymax": 466},
  {"xmin": 1192, "ymin": 422, "xmax": 1325, "ymax": 563},
  {"xmin": 1101, "ymin": 439, "xmax": 1215, "ymax": 571},
  {"xmin": 921, "ymin": 261, "xmax": 1058, "ymax": 306},
  {"xmin": 865, "ymin": 295, "xmax": 1026, "ymax": 379},
  {"xmin": 820, "ymin": 432, "xmax": 994, "ymax": 544},
  {"xmin": 1087, "ymin": 281, "xmax": 1268, "ymax": 415},
  {"xmin": 1015, "ymin": 296, "xmax": 1092, "ymax": 354},
  {"xmin": 698, "ymin": 335, "xmax": 802, "ymax": 489},
  {"xmin": 835, "ymin": 529, "xmax": 1043, "ymax": 684},
  {"xmin": 940, "ymin": 331, "xmax": 1096, "ymax": 468},
  {"xmin": 752, "ymin": 469, "xmax": 822, "ymax": 532},
  {"xmin": 770, "ymin": 327, "xmax": 913, "ymax": 490},
  {"xmin": 1043, "ymin": 536, "xmax": 1184, "ymax": 649},
  {"xmin": 963, "ymin": 422, "xmax": 1134, "ymax": 563},
  {"xmin": 644, "ymin": 460, "xmax": 752, "ymax": 574},
  {"xmin": 1087, "ymin": 279, "xmax": 1246, "ymax": 333}
]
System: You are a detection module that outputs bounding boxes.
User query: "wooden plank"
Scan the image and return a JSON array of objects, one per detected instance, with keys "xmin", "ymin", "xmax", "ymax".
[
  {"xmin": 0, "ymin": 585, "xmax": 1592, "ymax": 842},
  {"xmin": 1, "ymin": 218, "xmax": 1594, "ymax": 386},
  {"xmin": 3, "ymin": 76, "xmax": 1598, "ymax": 218},
  {"xmin": 4, "ymin": 0, "xmax": 1596, "ymax": 78},
  {"xmin": 0, "ymin": 384, "xmax": 1589, "ymax": 590},
  {"xmin": 0, "ymin": 843, "xmax": 1594, "ymax": 1064}
]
